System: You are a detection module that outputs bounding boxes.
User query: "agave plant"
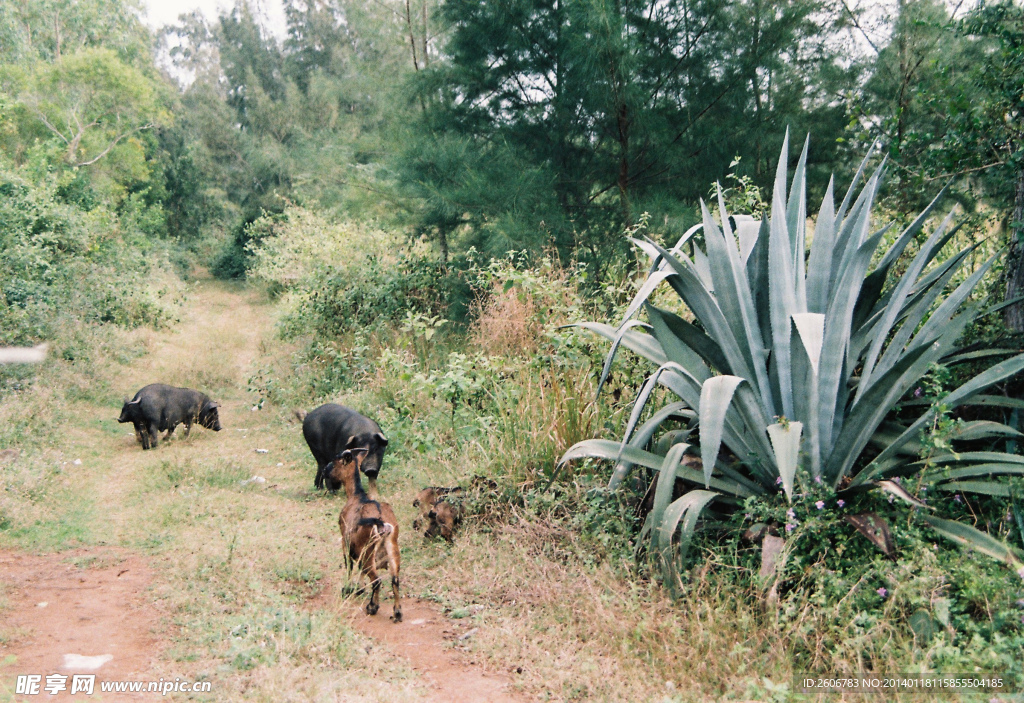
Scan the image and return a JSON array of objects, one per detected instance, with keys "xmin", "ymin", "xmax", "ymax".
[{"xmin": 560, "ymin": 135, "xmax": 1024, "ymax": 585}]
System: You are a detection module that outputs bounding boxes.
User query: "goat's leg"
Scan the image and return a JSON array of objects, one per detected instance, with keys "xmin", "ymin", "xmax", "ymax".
[
  {"xmin": 385, "ymin": 537, "xmax": 402, "ymax": 623},
  {"xmin": 363, "ymin": 560, "xmax": 381, "ymax": 616}
]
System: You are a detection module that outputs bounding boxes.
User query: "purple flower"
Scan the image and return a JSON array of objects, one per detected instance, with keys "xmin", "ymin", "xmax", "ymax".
[
  {"xmin": 877, "ymin": 587, "xmax": 888, "ymax": 598},
  {"xmin": 814, "ymin": 475, "xmax": 823, "ymax": 485},
  {"xmin": 744, "ymin": 513, "xmax": 753, "ymax": 520},
  {"xmin": 815, "ymin": 501, "xmax": 825, "ymax": 510},
  {"xmin": 786, "ymin": 508, "xmax": 796, "ymax": 520},
  {"xmin": 837, "ymin": 499, "xmax": 846, "ymax": 508},
  {"xmin": 893, "ymin": 477, "xmax": 901, "ymax": 484},
  {"xmin": 954, "ymin": 494, "xmax": 962, "ymax": 503},
  {"xmin": 776, "ymin": 476, "xmax": 783, "ymax": 485},
  {"xmin": 786, "ymin": 523, "xmax": 796, "ymax": 533},
  {"xmin": 914, "ymin": 387, "xmax": 923, "ymax": 397}
]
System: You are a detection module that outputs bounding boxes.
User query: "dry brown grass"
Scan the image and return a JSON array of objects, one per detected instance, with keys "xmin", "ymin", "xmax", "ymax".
[{"xmin": 470, "ymin": 285, "xmax": 542, "ymax": 358}]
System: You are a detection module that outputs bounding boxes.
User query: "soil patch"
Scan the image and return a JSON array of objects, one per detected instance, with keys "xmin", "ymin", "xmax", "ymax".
[
  {"xmin": 347, "ymin": 598, "xmax": 529, "ymax": 703},
  {"xmin": 0, "ymin": 549, "xmax": 164, "ymax": 700}
]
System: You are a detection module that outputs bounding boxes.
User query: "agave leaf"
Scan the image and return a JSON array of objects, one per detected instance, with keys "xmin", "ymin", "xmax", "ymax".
[
  {"xmin": 920, "ymin": 451, "xmax": 1024, "ymax": 465},
  {"xmin": 792, "ymin": 313, "xmax": 825, "ymax": 374},
  {"xmin": 616, "ymin": 269, "xmax": 676, "ymax": 332},
  {"xmin": 647, "ymin": 238, "xmax": 755, "ymax": 382},
  {"xmin": 650, "ymin": 443, "xmax": 692, "ymax": 539},
  {"xmin": 877, "ymin": 480, "xmax": 933, "ymax": 510},
  {"xmin": 699, "ymin": 376, "xmax": 746, "ymax": 487},
  {"xmin": 806, "ymin": 178, "xmax": 836, "ymax": 314},
  {"xmin": 656, "ymin": 489, "xmax": 719, "ymax": 596},
  {"xmin": 920, "ymin": 514, "xmax": 1024, "ymax": 568},
  {"xmin": 844, "ymin": 513, "xmax": 896, "ymax": 556},
  {"xmin": 788, "ymin": 135, "xmax": 809, "ymax": 310},
  {"xmin": 865, "ymin": 245, "xmax": 979, "ymax": 378},
  {"xmin": 836, "ymin": 141, "xmax": 877, "ymax": 225},
  {"xmin": 856, "ymin": 352, "xmax": 1024, "ymax": 486},
  {"xmin": 924, "ymin": 463, "xmax": 1024, "ymax": 482},
  {"xmin": 574, "ymin": 322, "xmax": 667, "ymax": 369},
  {"xmin": 958, "ymin": 395, "xmax": 1024, "ymax": 410},
  {"xmin": 951, "ymin": 420, "xmax": 1022, "ymax": 441},
  {"xmin": 875, "ymin": 186, "xmax": 951, "ymax": 278},
  {"xmin": 735, "ymin": 216, "xmax": 760, "ymax": 265},
  {"xmin": 594, "ymin": 319, "xmax": 656, "ymax": 396},
  {"xmin": 935, "ymin": 481, "xmax": 1012, "ymax": 497},
  {"xmin": 747, "ymin": 217, "xmax": 772, "ymax": 337},
  {"xmin": 643, "ymin": 304, "xmax": 711, "ymax": 380},
  {"xmin": 657, "ymin": 370, "xmax": 756, "ymax": 469},
  {"xmin": 943, "ymin": 348, "xmax": 1020, "ymax": 365},
  {"xmin": 832, "ymin": 165, "xmax": 883, "ymax": 283},
  {"xmin": 692, "ymin": 243, "xmax": 713, "ymax": 290},
  {"xmin": 646, "ymin": 304, "xmax": 729, "ymax": 374},
  {"xmin": 609, "ymin": 401, "xmax": 693, "ymax": 488},
  {"xmin": 859, "ymin": 211, "xmax": 958, "ymax": 396},
  {"xmin": 768, "ymin": 140, "xmax": 800, "ymax": 418},
  {"xmin": 701, "ymin": 198, "xmax": 772, "ymax": 406},
  {"xmin": 906, "ymin": 251, "xmax": 1000, "ymax": 357},
  {"xmin": 767, "ymin": 421, "xmax": 803, "ymax": 500},
  {"xmin": 818, "ymin": 228, "xmax": 887, "ymax": 451},
  {"xmin": 620, "ymin": 363, "xmax": 702, "ymax": 458},
  {"xmin": 557, "ymin": 439, "xmax": 755, "ymax": 497},
  {"xmin": 827, "ymin": 314, "xmax": 968, "ymax": 485}
]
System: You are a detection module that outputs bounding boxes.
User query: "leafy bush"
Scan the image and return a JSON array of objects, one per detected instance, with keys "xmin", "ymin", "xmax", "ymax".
[
  {"xmin": 0, "ymin": 162, "xmax": 178, "ymax": 348},
  {"xmin": 562, "ymin": 135, "xmax": 1024, "ymax": 591}
]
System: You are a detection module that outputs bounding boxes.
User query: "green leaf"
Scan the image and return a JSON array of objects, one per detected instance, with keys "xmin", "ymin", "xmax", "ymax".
[
  {"xmin": 699, "ymin": 375, "xmax": 745, "ymax": 488},
  {"xmin": 767, "ymin": 421, "xmax": 803, "ymax": 500},
  {"xmin": 920, "ymin": 514, "xmax": 1023, "ymax": 569},
  {"xmin": 858, "ymin": 352, "xmax": 1024, "ymax": 484},
  {"xmin": 655, "ymin": 490, "xmax": 719, "ymax": 597},
  {"xmin": 935, "ymin": 481, "xmax": 1012, "ymax": 497},
  {"xmin": 557, "ymin": 439, "xmax": 755, "ymax": 497}
]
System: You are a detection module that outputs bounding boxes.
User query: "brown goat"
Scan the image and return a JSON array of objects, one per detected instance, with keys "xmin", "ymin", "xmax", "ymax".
[
  {"xmin": 412, "ymin": 486, "xmax": 463, "ymax": 542},
  {"xmin": 325, "ymin": 449, "xmax": 402, "ymax": 622}
]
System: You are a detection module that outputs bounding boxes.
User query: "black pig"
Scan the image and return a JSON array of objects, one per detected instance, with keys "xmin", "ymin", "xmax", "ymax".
[
  {"xmin": 118, "ymin": 383, "xmax": 222, "ymax": 450},
  {"xmin": 300, "ymin": 404, "xmax": 388, "ymax": 491}
]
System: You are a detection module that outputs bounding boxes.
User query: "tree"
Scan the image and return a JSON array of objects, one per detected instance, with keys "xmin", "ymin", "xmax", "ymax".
[
  {"xmin": 19, "ymin": 48, "xmax": 166, "ymax": 167},
  {"xmin": 400, "ymin": 0, "xmax": 852, "ymax": 262}
]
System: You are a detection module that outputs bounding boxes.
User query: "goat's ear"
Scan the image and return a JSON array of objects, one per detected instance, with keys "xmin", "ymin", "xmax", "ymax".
[
  {"xmin": 340, "ymin": 449, "xmax": 353, "ymax": 463},
  {"xmin": 375, "ymin": 432, "xmax": 388, "ymax": 447},
  {"xmin": 412, "ymin": 499, "xmax": 420, "ymax": 507}
]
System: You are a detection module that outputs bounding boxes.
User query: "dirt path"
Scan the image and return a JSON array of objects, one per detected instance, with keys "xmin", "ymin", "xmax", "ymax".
[{"xmin": 0, "ymin": 279, "xmax": 530, "ymax": 702}]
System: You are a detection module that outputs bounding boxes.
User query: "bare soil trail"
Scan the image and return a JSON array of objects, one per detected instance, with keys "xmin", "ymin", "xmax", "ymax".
[{"xmin": 0, "ymin": 279, "xmax": 531, "ymax": 702}]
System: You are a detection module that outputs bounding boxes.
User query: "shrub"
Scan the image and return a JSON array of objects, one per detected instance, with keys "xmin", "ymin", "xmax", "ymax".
[{"xmin": 561, "ymin": 135, "xmax": 1024, "ymax": 592}]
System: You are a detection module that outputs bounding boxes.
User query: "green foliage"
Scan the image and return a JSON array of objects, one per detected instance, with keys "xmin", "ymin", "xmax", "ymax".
[
  {"xmin": 0, "ymin": 162, "xmax": 178, "ymax": 351},
  {"xmin": 398, "ymin": 0, "xmax": 851, "ymax": 261},
  {"xmin": 563, "ymin": 136, "xmax": 1024, "ymax": 588}
]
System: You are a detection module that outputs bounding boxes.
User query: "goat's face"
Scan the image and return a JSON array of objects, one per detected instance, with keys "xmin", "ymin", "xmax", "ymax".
[{"xmin": 325, "ymin": 448, "xmax": 366, "ymax": 486}]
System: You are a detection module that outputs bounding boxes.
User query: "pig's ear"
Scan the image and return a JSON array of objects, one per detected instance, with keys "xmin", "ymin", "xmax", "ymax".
[
  {"xmin": 375, "ymin": 432, "xmax": 388, "ymax": 447},
  {"xmin": 345, "ymin": 435, "xmax": 359, "ymax": 449},
  {"xmin": 128, "ymin": 399, "xmax": 141, "ymax": 405},
  {"xmin": 202, "ymin": 400, "xmax": 220, "ymax": 411}
]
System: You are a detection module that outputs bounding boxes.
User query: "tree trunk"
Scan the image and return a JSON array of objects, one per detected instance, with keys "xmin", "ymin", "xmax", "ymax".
[
  {"xmin": 1003, "ymin": 167, "xmax": 1024, "ymax": 331},
  {"xmin": 617, "ymin": 101, "xmax": 631, "ymax": 225},
  {"xmin": 438, "ymin": 228, "xmax": 449, "ymax": 268}
]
